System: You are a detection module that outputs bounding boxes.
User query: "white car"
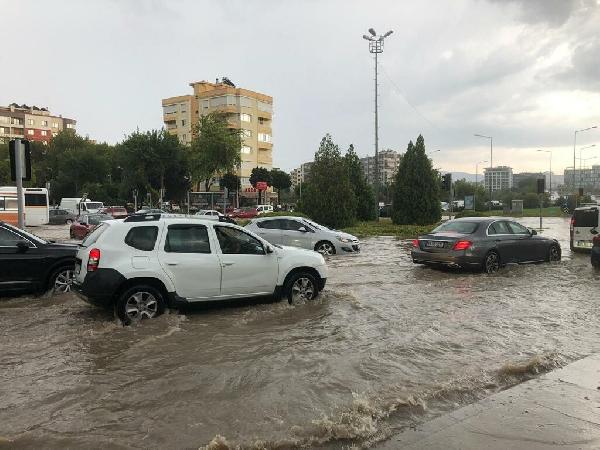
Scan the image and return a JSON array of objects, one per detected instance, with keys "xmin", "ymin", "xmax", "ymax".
[
  {"xmin": 72, "ymin": 215, "xmax": 327, "ymax": 324},
  {"xmin": 256, "ymin": 204, "xmax": 274, "ymax": 215},
  {"xmin": 245, "ymin": 216, "xmax": 360, "ymax": 255}
]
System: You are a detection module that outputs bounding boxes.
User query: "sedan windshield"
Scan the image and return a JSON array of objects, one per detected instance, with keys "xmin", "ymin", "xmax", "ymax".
[{"xmin": 432, "ymin": 221, "xmax": 480, "ymax": 234}]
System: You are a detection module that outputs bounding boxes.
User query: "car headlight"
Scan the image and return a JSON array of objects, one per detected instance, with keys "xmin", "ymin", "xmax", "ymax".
[{"xmin": 337, "ymin": 235, "xmax": 352, "ymax": 243}]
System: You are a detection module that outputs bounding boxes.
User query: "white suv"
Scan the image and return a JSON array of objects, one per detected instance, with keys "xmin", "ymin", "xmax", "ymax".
[{"xmin": 72, "ymin": 214, "xmax": 327, "ymax": 324}]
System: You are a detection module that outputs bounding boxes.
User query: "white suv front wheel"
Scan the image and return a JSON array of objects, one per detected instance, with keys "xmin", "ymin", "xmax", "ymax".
[
  {"xmin": 284, "ymin": 272, "xmax": 319, "ymax": 304},
  {"xmin": 117, "ymin": 285, "xmax": 165, "ymax": 325}
]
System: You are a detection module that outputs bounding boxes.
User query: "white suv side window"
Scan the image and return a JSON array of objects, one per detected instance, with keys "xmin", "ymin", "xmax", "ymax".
[
  {"xmin": 164, "ymin": 224, "xmax": 211, "ymax": 253},
  {"xmin": 214, "ymin": 226, "xmax": 265, "ymax": 255}
]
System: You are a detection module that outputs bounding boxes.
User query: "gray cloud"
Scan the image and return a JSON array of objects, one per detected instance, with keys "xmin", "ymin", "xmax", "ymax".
[
  {"xmin": 488, "ymin": 0, "xmax": 594, "ymax": 26},
  {"xmin": 551, "ymin": 38, "xmax": 600, "ymax": 91}
]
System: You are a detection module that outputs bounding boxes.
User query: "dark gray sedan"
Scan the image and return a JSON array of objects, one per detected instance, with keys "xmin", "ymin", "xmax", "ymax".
[{"xmin": 411, "ymin": 217, "xmax": 561, "ymax": 273}]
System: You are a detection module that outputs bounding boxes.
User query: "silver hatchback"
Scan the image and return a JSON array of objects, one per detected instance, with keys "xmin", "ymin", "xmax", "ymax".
[{"xmin": 245, "ymin": 216, "xmax": 360, "ymax": 255}]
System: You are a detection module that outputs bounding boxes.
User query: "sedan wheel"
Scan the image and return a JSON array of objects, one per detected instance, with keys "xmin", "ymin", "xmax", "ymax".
[
  {"xmin": 291, "ymin": 277, "xmax": 316, "ymax": 303},
  {"xmin": 549, "ymin": 245, "xmax": 561, "ymax": 262},
  {"xmin": 316, "ymin": 241, "xmax": 335, "ymax": 256},
  {"xmin": 53, "ymin": 268, "xmax": 73, "ymax": 293},
  {"xmin": 484, "ymin": 252, "xmax": 500, "ymax": 274}
]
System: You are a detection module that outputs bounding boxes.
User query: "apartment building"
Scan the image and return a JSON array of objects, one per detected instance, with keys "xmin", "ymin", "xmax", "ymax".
[
  {"xmin": 564, "ymin": 166, "xmax": 600, "ymax": 189},
  {"xmin": 0, "ymin": 103, "xmax": 76, "ymax": 144},
  {"xmin": 162, "ymin": 78, "xmax": 273, "ymax": 198},
  {"xmin": 360, "ymin": 149, "xmax": 401, "ymax": 185},
  {"xmin": 484, "ymin": 166, "xmax": 513, "ymax": 192},
  {"xmin": 290, "ymin": 162, "xmax": 314, "ymax": 189}
]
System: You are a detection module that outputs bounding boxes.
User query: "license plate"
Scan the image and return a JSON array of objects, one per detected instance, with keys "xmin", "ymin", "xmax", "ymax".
[
  {"xmin": 425, "ymin": 241, "xmax": 445, "ymax": 248},
  {"xmin": 577, "ymin": 241, "xmax": 593, "ymax": 248}
]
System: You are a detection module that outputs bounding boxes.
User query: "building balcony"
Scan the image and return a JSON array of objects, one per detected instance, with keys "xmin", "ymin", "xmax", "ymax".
[{"xmin": 258, "ymin": 142, "xmax": 272, "ymax": 150}]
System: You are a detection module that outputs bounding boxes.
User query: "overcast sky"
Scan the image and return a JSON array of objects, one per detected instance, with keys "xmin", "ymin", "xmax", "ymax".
[{"xmin": 2, "ymin": 0, "xmax": 600, "ymax": 175}]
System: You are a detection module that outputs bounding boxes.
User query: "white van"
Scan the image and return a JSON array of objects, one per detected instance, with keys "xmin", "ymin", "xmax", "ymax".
[
  {"xmin": 570, "ymin": 205, "xmax": 599, "ymax": 252},
  {"xmin": 60, "ymin": 198, "xmax": 105, "ymax": 216},
  {"xmin": 256, "ymin": 204, "xmax": 274, "ymax": 215}
]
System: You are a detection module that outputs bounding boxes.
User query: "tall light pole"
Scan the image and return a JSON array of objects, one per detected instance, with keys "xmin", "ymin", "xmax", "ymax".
[
  {"xmin": 474, "ymin": 134, "xmax": 493, "ymax": 210},
  {"xmin": 573, "ymin": 126, "xmax": 597, "ymax": 189},
  {"xmin": 475, "ymin": 160, "xmax": 487, "ymax": 209},
  {"xmin": 582, "ymin": 156, "xmax": 598, "ymax": 168},
  {"xmin": 579, "ymin": 144, "xmax": 596, "ymax": 185},
  {"xmin": 536, "ymin": 149, "xmax": 552, "ymax": 193},
  {"xmin": 364, "ymin": 28, "xmax": 393, "ymax": 219}
]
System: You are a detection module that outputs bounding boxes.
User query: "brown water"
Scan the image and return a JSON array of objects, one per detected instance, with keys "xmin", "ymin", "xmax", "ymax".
[{"xmin": 2, "ymin": 217, "xmax": 599, "ymax": 449}]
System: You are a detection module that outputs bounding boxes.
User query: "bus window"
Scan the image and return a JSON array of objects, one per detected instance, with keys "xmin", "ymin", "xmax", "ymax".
[{"xmin": 25, "ymin": 193, "xmax": 48, "ymax": 207}]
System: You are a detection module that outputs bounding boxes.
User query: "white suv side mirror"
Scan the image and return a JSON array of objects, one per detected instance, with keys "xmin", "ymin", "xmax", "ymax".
[{"xmin": 298, "ymin": 226, "xmax": 308, "ymax": 233}]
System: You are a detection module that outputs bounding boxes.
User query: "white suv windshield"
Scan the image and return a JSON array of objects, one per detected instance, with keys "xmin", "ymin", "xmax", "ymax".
[{"xmin": 303, "ymin": 219, "xmax": 328, "ymax": 231}]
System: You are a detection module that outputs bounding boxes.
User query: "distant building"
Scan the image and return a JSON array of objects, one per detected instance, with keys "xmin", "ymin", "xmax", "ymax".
[
  {"xmin": 0, "ymin": 103, "xmax": 76, "ymax": 145},
  {"xmin": 484, "ymin": 166, "xmax": 513, "ymax": 192},
  {"xmin": 512, "ymin": 172, "xmax": 544, "ymax": 189},
  {"xmin": 564, "ymin": 166, "xmax": 600, "ymax": 189},
  {"xmin": 162, "ymin": 78, "xmax": 273, "ymax": 197},
  {"xmin": 290, "ymin": 162, "xmax": 314, "ymax": 189},
  {"xmin": 360, "ymin": 149, "xmax": 401, "ymax": 185}
]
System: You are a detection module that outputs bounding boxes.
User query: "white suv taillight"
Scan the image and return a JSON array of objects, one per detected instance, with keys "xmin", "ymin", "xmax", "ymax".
[{"xmin": 87, "ymin": 248, "xmax": 101, "ymax": 272}]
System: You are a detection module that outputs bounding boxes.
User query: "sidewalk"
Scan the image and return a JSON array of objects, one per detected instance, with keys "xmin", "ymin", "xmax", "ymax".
[{"xmin": 379, "ymin": 354, "xmax": 600, "ymax": 449}]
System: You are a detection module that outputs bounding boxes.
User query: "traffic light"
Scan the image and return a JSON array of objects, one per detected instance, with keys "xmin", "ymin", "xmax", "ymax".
[
  {"xmin": 441, "ymin": 173, "xmax": 452, "ymax": 191},
  {"xmin": 9, "ymin": 139, "xmax": 31, "ymax": 181}
]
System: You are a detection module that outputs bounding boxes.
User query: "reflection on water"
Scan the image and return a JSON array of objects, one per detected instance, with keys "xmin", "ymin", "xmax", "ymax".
[{"xmin": 2, "ymin": 217, "xmax": 599, "ymax": 449}]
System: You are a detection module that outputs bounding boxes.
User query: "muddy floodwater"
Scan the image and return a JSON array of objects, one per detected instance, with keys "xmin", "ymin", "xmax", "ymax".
[{"xmin": 2, "ymin": 217, "xmax": 599, "ymax": 449}]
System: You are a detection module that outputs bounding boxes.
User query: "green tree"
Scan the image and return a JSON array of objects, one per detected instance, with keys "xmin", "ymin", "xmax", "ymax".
[
  {"xmin": 189, "ymin": 112, "xmax": 242, "ymax": 191},
  {"xmin": 302, "ymin": 134, "xmax": 356, "ymax": 228},
  {"xmin": 270, "ymin": 168, "xmax": 292, "ymax": 204},
  {"xmin": 392, "ymin": 135, "xmax": 441, "ymax": 225},
  {"xmin": 345, "ymin": 144, "xmax": 376, "ymax": 220},
  {"xmin": 220, "ymin": 173, "xmax": 241, "ymax": 192},
  {"xmin": 250, "ymin": 166, "xmax": 271, "ymax": 204},
  {"xmin": 0, "ymin": 143, "xmax": 9, "ymax": 185}
]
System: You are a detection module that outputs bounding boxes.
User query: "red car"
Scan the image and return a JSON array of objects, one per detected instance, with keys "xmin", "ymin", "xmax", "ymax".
[
  {"xmin": 100, "ymin": 206, "xmax": 128, "ymax": 219},
  {"xmin": 228, "ymin": 207, "xmax": 258, "ymax": 219},
  {"xmin": 69, "ymin": 214, "xmax": 112, "ymax": 239}
]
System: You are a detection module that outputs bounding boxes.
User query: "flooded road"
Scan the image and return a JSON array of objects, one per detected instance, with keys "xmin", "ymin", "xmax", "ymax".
[{"xmin": 2, "ymin": 217, "xmax": 600, "ymax": 449}]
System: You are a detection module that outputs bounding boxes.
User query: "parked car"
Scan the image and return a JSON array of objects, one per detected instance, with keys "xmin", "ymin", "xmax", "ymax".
[
  {"xmin": 411, "ymin": 217, "xmax": 561, "ymax": 274},
  {"xmin": 72, "ymin": 215, "xmax": 327, "ymax": 324},
  {"xmin": 70, "ymin": 214, "xmax": 113, "ymax": 239},
  {"xmin": 49, "ymin": 208, "xmax": 77, "ymax": 225},
  {"xmin": 228, "ymin": 207, "xmax": 258, "ymax": 219},
  {"xmin": 136, "ymin": 208, "xmax": 166, "ymax": 214},
  {"xmin": 195, "ymin": 209, "xmax": 237, "ymax": 224},
  {"xmin": 100, "ymin": 206, "xmax": 128, "ymax": 219},
  {"xmin": 0, "ymin": 221, "xmax": 77, "ymax": 294},
  {"xmin": 245, "ymin": 216, "xmax": 360, "ymax": 255},
  {"xmin": 256, "ymin": 204, "xmax": 274, "ymax": 215},
  {"xmin": 570, "ymin": 205, "xmax": 599, "ymax": 252}
]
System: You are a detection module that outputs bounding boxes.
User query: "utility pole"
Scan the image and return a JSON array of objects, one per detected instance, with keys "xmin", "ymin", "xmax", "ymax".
[
  {"xmin": 364, "ymin": 28, "xmax": 393, "ymax": 220},
  {"xmin": 14, "ymin": 139, "xmax": 25, "ymax": 229},
  {"xmin": 474, "ymin": 134, "xmax": 493, "ymax": 210}
]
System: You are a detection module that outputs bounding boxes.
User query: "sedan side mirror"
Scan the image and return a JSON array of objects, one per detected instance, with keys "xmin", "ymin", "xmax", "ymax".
[
  {"xmin": 591, "ymin": 228, "xmax": 598, "ymax": 235},
  {"xmin": 298, "ymin": 226, "xmax": 308, "ymax": 233},
  {"xmin": 16, "ymin": 241, "xmax": 30, "ymax": 252},
  {"xmin": 530, "ymin": 229, "xmax": 537, "ymax": 236},
  {"xmin": 266, "ymin": 245, "xmax": 274, "ymax": 254}
]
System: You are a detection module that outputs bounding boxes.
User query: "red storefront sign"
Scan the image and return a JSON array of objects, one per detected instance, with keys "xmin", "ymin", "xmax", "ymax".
[{"xmin": 256, "ymin": 181, "xmax": 268, "ymax": 191}]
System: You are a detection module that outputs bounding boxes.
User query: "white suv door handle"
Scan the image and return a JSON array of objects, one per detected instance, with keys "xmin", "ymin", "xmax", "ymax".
[{"xmin": 222, "ymin": 262, "xmax": 234, "ymax": 267}]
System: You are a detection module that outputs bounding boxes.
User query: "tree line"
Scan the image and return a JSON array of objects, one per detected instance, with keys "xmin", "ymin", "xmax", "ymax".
[{"xmin": 0, "ymin": 112, "xmax": 291, "ymax": 207}]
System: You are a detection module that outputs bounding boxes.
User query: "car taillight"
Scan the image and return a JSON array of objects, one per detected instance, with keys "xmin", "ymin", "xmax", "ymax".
[
  {"xmin": 594, "ymin": 235, "xmax": 600, "ymax": 246},
  {"xmin": 87, "ymin": 248, "xmax": 101, "ymax": 272},
  {"xmin": 412, "ymin": 239, "xmax": 420, "ymax": 248},
  {"xmin": 453, "ymin": 240, "xmax": 473, "ymax": 251}
]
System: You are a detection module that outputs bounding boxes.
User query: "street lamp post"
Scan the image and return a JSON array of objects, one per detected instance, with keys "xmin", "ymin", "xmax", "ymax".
[
  {"xmin": 363, "ymin": 28, "xmax": 393, "ymax": 220},
  {"xmin": 536, "ymin": 149, "xmax": 552, "ymax": 193},
  {"xmin": 474, "ymin": 134, "xmax": 493, "ymax": 210},
  {"xmin": 573, "ymin": 126, "xmax": 597, "ymax": 189},
  {"xmin": 582, "ymin": 156, "xmax": 598, "ymax": 168},
  {"xmin": 475, "ymin": 160, "xmax": 488, "ymax": 209}
]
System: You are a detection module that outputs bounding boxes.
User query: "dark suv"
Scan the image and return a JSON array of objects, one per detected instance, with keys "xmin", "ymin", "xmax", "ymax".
[{"xmin": 0, "ymin": 221, "xmax": 77, "ymax": 295}]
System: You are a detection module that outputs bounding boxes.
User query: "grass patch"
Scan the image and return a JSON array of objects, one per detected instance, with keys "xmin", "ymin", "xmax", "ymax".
[
  {"xmin": 457, "ymin": 207, "xmax": 567, "ymax": 218},
  {"xmin": 342, "ymin": 218, "xmax": 436, "ymax": 239}
]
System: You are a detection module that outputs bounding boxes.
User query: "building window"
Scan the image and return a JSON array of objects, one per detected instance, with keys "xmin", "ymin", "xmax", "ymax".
[
  {"xmin": 41, "ymin": 120, "xmax": 48, "ymax": 126},
  {"xmin": 41, "ymin": 130, "xmax": 47, "ymax": 136},
  {"xmin": 27, "ymin": 119, "xmax": 34, "ymax": 125},
  {"xmin": 258, "ymin": 133, "xmax": 272, "ymax": 143},
  {"xmin": 181, "ymin": 119, "xmax": 186, "ymax": 126},
  {"xmin": 241, "ymin": 129, "xmax": 252, "ymax": 138},
  {"xmin": 241, "ymin": 145, "xmax": 252, "ymax": 154},
  {"xmin": 27, "ymin": 129, "xmax": 34, "ymax": 135},
  {"xmin": 240, "ymin": 113, "xmax": 251, "ymax": 122},
  {"xmin": 0, "ymin": 127, "xmax": 4, "ymax": 134},
  {"xmin": 202, "ymin": 100, "xmax": 209, "ymax": 109},
  {"xmin": 181, "ymin": 134, "xmax": 187, "ymax": 143},
  {"xmin": 52, "ymin": 122, "xmax": 59, "ymax": 128},
  {"xmin": 66, "ymin": 123, "xmax": 74, "ymax": 129}
]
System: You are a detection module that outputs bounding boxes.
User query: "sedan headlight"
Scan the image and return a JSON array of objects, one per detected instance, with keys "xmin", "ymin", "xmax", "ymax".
[{"xmin": 337, "ymin": 235, "xmax": 352, "ymax": 243}]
